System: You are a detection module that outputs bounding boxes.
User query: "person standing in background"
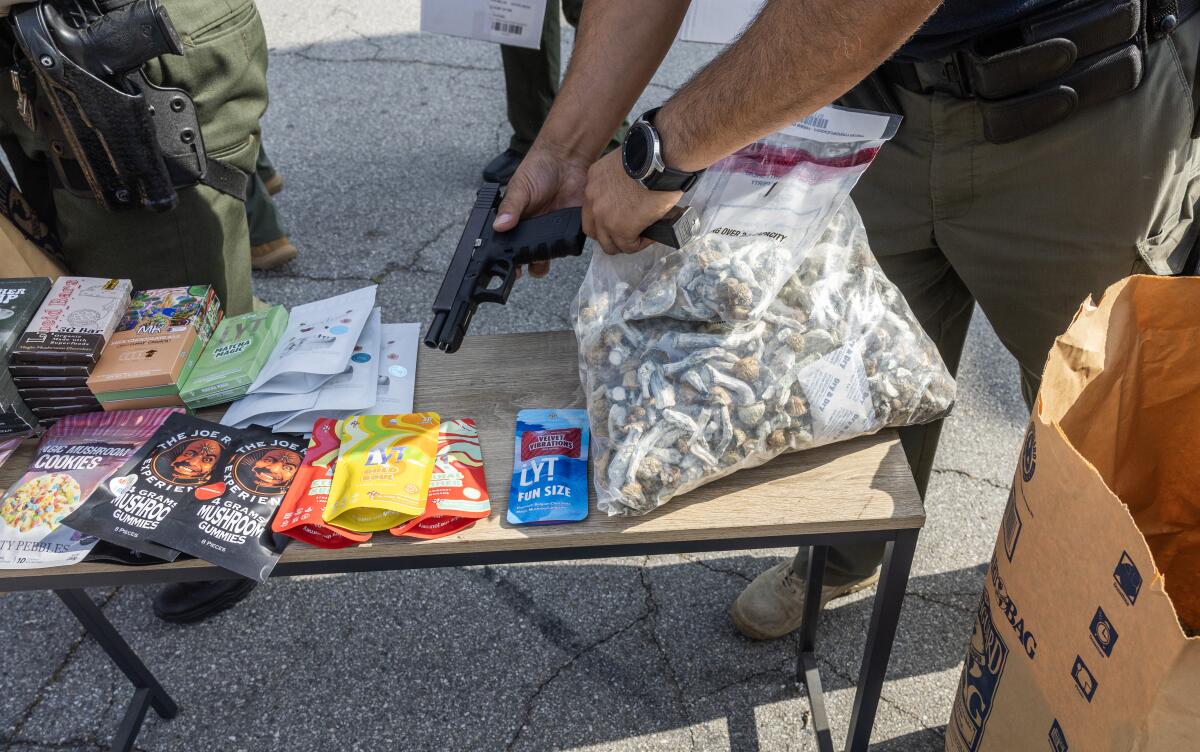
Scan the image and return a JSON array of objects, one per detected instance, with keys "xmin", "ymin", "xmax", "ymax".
[
  {"xmin": 0, "ymin": 0, "xmax": 274, "ymax": 622},
  {"xmin": 246, "ymin": 144, "xmax": 300, "ymax": 270},
  {"xmin": 482, "ymin": 0, "xmax": 628, "ymax": 184}
]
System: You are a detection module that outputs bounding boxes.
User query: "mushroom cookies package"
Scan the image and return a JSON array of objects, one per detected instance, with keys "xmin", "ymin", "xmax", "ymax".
[
  {"xmin": 574, "ymin": 106, "xmax": 955, "ymax": 516},
  {"xmin": 62, "ymin": 413, "xmax": 238, "ymax": 561},
  {"xmin": 149, "ymin": 426, "xmax": 305, "ymax": 580},
  {"xmin": 0, "ymin": 408, "xmax": 179, "ymax": 568}
]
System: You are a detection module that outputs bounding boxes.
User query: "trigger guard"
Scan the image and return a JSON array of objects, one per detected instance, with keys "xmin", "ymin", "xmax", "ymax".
[{"xmin": 474, "ymin": 258, "xmax": 515, "ymax": 304}]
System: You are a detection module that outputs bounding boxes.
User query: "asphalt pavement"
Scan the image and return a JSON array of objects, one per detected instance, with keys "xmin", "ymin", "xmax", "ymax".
[{"xmin": 0, "ymin": 2, "xmax": 1031, "ymax": 750}]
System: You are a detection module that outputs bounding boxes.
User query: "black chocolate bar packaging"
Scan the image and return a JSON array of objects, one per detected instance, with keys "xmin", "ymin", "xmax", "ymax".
[
  {"xmin": 11, "ymin": 276, "xmax": 131, "ymax": 365},
  {"xmin": 0, "ymin": 277, "xmax": 51, "ymax": 357},
  {"xmin": 63, "ymin": 413, "xmax": 238, "ymax": 561},
  {"xmin": 148, "ymin": 426, "xmax": 304, "ymax": 580}
]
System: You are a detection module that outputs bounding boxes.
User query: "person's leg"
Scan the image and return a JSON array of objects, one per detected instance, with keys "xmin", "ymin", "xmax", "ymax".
[
  {"xmin": 47, "ymin": 0, "xmax": 270, "ymax": 317},
  {"xmin": 484, "ymin": 0, "xmax": 562, "ymax": 182},
  {"xmin": 732, "ymin": 84, "xmax": 977, "ymax": 638},
  {"xmin": 940, "ymin": 13, "xmax": 1200, "ymax": 403},
  {"xmin": 255, "ymin": 143, "xmax": 283, "ymax": 194},
  {"xmin": 245, "ymin": 142, "xmax": 297, "ymax": 270},
  {"xmin": 502, "ymin": 0, "xmax": 561, "ymax": 154}
]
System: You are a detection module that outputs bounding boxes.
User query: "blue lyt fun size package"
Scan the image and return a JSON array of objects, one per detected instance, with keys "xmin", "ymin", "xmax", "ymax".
[{"xmin": 507, "ymin": 409, "xmax": 589, "ymax": 524}]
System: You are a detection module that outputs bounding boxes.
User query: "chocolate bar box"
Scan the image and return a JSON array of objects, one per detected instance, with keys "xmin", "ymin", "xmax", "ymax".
[
  {"xmin": 0, "ymin": 277, "xmax": 51, "ymax": 360},
  {"xmin": 86, "ymin": 286, "xmax": 221, "ymax": 399},
  {"xmin": 10, "ymin": 277, "xmax": 132, "ymax": 365}
]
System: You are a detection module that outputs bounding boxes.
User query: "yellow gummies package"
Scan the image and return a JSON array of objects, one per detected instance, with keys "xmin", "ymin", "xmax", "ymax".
[{"xmin": 322, "ymin": 413, "xmax": 439, "ymax": 532}]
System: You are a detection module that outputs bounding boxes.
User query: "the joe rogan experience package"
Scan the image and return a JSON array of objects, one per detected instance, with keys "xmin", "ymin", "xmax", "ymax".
[
  {"xmin": 0, "ymin": 408, "xmax": 179, "ymax": 568},
  {"xmin": 86, "ymin": 286, "xmax": 222, "ymax": 408},
  {"xmin": 179, "ymin": 305, "xmax": 287, "ymax": 409},
  {"xmin": 10, "ymin": 276, "xmax": 132, "ymax": 365},
  {"xmin": 62, "ymin": 412, "xmax": 238, "ymax": 562},
  {"xmin": 147, "ymin": 425, "xmax": 305, "ymax": 580}
]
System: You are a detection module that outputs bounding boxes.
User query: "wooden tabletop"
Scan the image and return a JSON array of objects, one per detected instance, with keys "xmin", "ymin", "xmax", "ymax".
[{"xmin": 0, "ymin": 331, "xmax": 922, "ymax": 591}]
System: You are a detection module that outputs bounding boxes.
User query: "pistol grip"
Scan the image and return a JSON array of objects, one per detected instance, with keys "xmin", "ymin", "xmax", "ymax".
[{"xmin": 501, "ymin": 207, "xmax": 586, "ymax": 265}]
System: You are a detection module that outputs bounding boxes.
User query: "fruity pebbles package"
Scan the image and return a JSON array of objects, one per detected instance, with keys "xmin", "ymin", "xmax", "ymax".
[
  {"xmin": 322, "ymin": 413, "xmax": 439, "ymax": 533},
  {"xmin": 63, "ymin": 413, "xmax": 237, "ymax": 562},
  {"xmin": 149, "ymin": 426, "xmax": 305, "ymax": 580},
  {"xmin": 507, "ymin": 409, "xmax": 589, "ymax": 525},
  {"xmin": 0, "ymin": 408, "xmax": 179, "ymax": 568},
  {"xmin": 391, "ymin": 418, "xmax": 490, "ymax": 539},
  {"xmin": 272, "ymin": 417, "xmax": 370, "ymax": 548}
]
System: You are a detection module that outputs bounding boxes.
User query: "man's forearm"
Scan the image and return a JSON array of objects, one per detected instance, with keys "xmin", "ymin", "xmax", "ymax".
[
  {"xmin": 537, "ymin": 0, "xmax": 692, "ymax": 162},
  {"xmin": 657, "ymin": 0, "xmax": 942, "ymax": 171}
]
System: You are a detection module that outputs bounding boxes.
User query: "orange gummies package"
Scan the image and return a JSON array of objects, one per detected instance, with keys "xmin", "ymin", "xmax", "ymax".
[
  {"xmin": 272, "ymin": 417, "xmax": 370, "ymax": 548},
  {"xmin": 390, "ymin": 418, "xmax": 490, "ymax": 540}
]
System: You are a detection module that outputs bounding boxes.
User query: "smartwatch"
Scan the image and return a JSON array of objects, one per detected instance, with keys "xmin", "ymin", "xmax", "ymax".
[{"xmin": 621, "ymin": 107, "xmax": 704, "ymax": 192}]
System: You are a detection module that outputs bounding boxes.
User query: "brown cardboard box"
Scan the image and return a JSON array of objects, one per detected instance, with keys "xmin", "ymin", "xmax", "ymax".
[
  {"xmin": 946, "ymin": 276, "xmax": 1199, "ymax": 752},
  {"xmin": 87, "ymin": 286, "xmax": 220, "ymax": 395}
]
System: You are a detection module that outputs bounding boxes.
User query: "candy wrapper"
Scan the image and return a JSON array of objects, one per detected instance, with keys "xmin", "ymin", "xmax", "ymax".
[
  {"xmin": 391, "ymin": 418, "xmax": 490, "ymax": 539},
  {"xmin": 322, "ymin": 413, "xmax": 439, "ymax": 533},
  {"xmin": 0, "ymin": 408, "xmax": 179, "ymax": 568},
  {"xmin": 507, "ymin": 409, "xmax": 589, "ymax": 524},
  {"xmin": 149, "ymin": 426, "xmax": 305, "ymax": 581},
  {"xmin": 63, "ymin": 413, "xmax": 238, "ymax": 561},
  {"xmin": 273, "ymin": 417, "xmax": 370, "ymax": 548}
]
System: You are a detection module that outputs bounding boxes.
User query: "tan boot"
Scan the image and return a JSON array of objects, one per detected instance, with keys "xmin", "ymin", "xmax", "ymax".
[
  {"xmin": 263, "ymin": 171, "xmax": 284, "ymax": 195},
  {"xmin": 729, "ymin": 560, "xmax": 880, "ymax": 640},
  {"xmin": 251, "ymin": 236, "xmax": 298, "ymax": 270}
]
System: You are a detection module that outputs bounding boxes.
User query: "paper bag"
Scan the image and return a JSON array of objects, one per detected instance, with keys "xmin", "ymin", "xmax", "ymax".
[
  {"xmin": 0, "ymin": 173, "xmax": 64, "ymax": 278},
  {"xmin": 946, "ymin": 275, "xmax": 1199, "ymax": 752}
]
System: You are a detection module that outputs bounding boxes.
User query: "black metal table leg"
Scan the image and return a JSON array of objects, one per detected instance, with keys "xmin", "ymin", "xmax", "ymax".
[
  {"xmin": 797, "ymin": 545, "xmax": 833, "ymax": 752},
  {"xmin": 54, "ymin": 589, "xmax": 177, "ymax": 751},
  {"xmin": 843, "ymin": 528, "xmax": 919, "ymax": 752}
]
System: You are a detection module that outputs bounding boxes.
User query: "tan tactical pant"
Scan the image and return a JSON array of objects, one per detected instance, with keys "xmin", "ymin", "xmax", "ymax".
[{"xmin": 817, "ymin": 13, "xmax": 1200, "ymax": 584}]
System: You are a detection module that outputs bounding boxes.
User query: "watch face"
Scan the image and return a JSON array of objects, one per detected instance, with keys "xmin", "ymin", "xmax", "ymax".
[{"xmin": 622, "ymin": 123, "xmax": 653, "ymax": 179}]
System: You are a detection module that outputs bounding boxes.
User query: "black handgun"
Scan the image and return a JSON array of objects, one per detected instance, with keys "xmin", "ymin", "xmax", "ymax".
[
  {"xmin": 7, "ymin": 0, "xmax": 208, "ymax": 211},
  {"xmin": 425, "ymin": 182, "xmax": 700, "ymax": 353}
]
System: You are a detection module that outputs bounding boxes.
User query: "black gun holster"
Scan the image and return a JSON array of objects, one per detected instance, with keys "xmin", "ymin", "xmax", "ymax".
[
  {"xmin": 6, "ymin": 0, "xmax": 248, "ymax": 212},
  {"xmin": 872, "ymin": 0, "xmax": 1199, "ymax": 143}
]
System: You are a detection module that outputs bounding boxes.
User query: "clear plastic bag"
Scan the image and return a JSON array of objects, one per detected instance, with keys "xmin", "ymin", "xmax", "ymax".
[
  {"xmin": 573, "ymin": 107, "xmax": 955, "ymax": 517},
  {"xmin": 618, "ymin": 109, "xmax": 901, "ymax": 325}
]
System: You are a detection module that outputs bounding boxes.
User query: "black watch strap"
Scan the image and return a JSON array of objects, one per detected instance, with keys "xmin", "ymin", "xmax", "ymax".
[
  {"xmin": 638, "ymin": 107, "xmax": 704, "ymax": 192},
  {"xmin": 649, "ymin": 164, "xmax": 702, "ymax": 192}
]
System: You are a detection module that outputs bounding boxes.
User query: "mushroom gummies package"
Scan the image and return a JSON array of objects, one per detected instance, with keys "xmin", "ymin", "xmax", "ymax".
[
  {"xmin": 322, "ymin": 413, "xmax": 440, "ymax": 533},
  {"xmin": 149, "ymin": 426, "xmax": 306, "ymax": 581},
  {"xmin": 62, "ymin": 413, "xmax": 236, "ymax": 562},
  {"xmin": 272, "ymin": 417, "xmax": 370, "ymax": 548},
  {"xmin": 390, "ymin": 418, "xmax": 490, "ymax": 539},
  {"xmin": 507, "ymin": 409, "xmax": 589, "ymax": 524}
]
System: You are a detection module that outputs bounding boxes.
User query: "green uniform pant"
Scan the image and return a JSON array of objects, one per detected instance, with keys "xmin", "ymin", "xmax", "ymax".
[
  {"xmin": 246, "ymin": 143, "xmax": 287, "ymax": 247},
  {"xmin": 501, "ymin": 0, "xmax": 627, "ymax": 154},
  {"xmin": 807, "ymin": 14, "xmax": 1200, "ymax": 585},
  {"xmin": 0, "ymin": 0, "xmax": 268, "ymax": 316}
]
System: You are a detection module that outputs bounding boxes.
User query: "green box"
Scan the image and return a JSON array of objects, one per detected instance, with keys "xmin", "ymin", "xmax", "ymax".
[{"xmin": 179, "ymin": 305, "xmax": 286, "ymax": 408}]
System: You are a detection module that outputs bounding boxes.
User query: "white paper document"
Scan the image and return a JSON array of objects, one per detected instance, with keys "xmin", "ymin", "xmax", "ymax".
[
  {"xmin": 420, "ymin": 0, "xmax": 546, "ymax": 50},
  {"xmin": 366, "ymin": 322, "xmax": 420, "ymax": 415},
  {"xmin": 225, "ymin": 309, "xmax": 382, "ymax": 431},
  {"xmin": 678, "ymin": 0, "xmax": 765, "ymax": 44},
  {"xmin": 249, "ymin": 285, "xmax": 377, "ymax": 396}
]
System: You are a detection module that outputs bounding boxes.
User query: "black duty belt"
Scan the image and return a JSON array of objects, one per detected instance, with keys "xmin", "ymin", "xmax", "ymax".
[{"xmin": 881, "ymin": 0, "xmax": 1200, "ymax": 143}]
